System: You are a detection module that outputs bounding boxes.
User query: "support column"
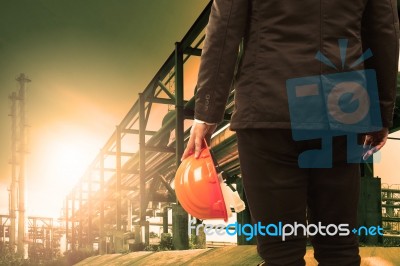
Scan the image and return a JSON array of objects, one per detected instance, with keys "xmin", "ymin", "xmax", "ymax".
[
  {"xmin": 127, "ymin": 201, "xmax": 132, "ymax": 233},
  {"xmin": 144, "ymin": 220, "xmax": 150, "ymax": 246},
  {"xmin": 87, "ymin": 174, "xmax": 92, "ymax": 250},
  {"xmin": 71, "ymin": 192, "xmax": 76, "ymax": 251},
  {"xmin": 116, "ymin": 126, "xmax": 122, "ymax": 231},
  {"xmin": 134, "ymin": 225, "xmax": 141, "ymax": 248},
  {"xmin": 172, "ymin": 204, "xmax": 188, "ymax": 250},
  {"xmin": 65, "ymin": 197, "xmax": 69, "ymax": 251},
  {"xmin": 172, "ymin": 42, "xmax": 189, "ymax": 250},
  {"xmin": 78, "ymin": 182, "xmax": 83, "ymax": 248},
  {"xmin": 358, "ymin": 157, "xmax": 382, "ymax": 245},
  {"xmin": 361, "ymin": 160, "xmax": 374, "ymax": 178},
  {"xmin": 358, "ymin": 176, "xmax": 382, "ymax": 245},
  {"xmin": 139, "ymin": 93, "xmax": 149, "ymax": 246},
  {"xmin": 114, "ymin": 126, "xmax": 123, "ymax": 252},
  {"xmin": 163, "ymin": 207, "xmax": 169, "ymax": 234}
]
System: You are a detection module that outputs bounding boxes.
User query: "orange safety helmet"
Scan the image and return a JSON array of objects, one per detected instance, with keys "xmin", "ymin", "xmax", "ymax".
[{"xmin": 174, "ymin": 141, "xmax": 245, "ymax": 222}]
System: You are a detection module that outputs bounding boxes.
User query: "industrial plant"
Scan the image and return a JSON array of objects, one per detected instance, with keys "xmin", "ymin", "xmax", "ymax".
[{"xmin": 1, "ymin": 2, "xmax": 399, "ymax": 265}]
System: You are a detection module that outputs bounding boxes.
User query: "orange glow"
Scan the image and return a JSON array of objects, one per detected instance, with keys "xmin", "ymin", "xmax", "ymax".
[
  {"xmin": 27, "ymin": 123, "xmax": 104, "ymax": 217},
  {"xmin": 375, "ymin": 131, "xmax": 400, "ymax": 185}
]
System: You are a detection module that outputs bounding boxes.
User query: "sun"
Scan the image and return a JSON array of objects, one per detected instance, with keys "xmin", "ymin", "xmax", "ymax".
[
  {"xmin": 27, "ymin": 124, "xmax": 103, "ymax": 218},
  {"xmin": 46, "ymin": 139, "xmax": 92, "ymax": 188}
]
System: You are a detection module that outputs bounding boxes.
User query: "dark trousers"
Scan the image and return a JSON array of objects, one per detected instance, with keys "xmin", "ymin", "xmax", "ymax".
[{"xmin": 236, "ymin": 129, "xmax": 361, "ymax": 266}]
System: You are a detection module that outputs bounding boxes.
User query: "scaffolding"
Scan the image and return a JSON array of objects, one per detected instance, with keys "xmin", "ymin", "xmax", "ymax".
[
  {"xmin": 382, "ymin": 184, "xmax": 400, "ymax": 232},
  {"xmin": 0, "ymin": 214, "xmax": 62, "ymax": 262},
  {"xmin": 27, "ymin": 217, "xmax": 62, "ymax": 263}
]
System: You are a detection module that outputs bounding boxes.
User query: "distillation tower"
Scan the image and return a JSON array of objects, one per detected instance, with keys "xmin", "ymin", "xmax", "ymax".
[{"xmin": 8, "ymin": 73, "xmax": 31, "ymax": 256}]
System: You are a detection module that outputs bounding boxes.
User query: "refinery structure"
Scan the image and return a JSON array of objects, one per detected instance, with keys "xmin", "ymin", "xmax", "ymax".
[{"xmin": 1, "ymin": 2, "xmax": 400, "ymax": 263}]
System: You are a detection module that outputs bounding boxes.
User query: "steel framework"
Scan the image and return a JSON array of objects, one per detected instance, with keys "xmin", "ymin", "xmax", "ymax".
[
  {"xmin": 27, "ymin": 216, "xmax": 62, "ymax": 263},
  {"xmin": 62, "ymin": 1, "xmax": 400, "ymax": 253},
  {"xmin": 63, "ymin": 2, "xmax": 220, "ymax": 253},
  {"xmin": 0, "ymin": 215, "xmax": 62, "ymax": 261},
  {"xmin": 382, "ymin": 184, "xmax": 400, "ymax": 232}
]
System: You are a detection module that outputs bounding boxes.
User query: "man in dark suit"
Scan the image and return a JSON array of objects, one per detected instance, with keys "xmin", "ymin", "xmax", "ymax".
[{"xmin": 182, "ymin": 0, "xmax": 399, "ymax": 265}]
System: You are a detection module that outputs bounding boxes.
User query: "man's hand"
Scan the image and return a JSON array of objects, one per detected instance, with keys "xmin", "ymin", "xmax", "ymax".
[
  {"xmin": 181, "ymin": 121, "xmax": 217, "ymax": 161},
  {"xmin": 363, "ymin": 127, "xmax": 389, "ymax": 160}
]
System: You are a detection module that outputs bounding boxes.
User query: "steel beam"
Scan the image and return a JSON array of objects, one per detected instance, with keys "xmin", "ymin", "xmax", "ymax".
[
  {"xmin": 106, "ymin": 151, "xmax": 135, "ymax": 157},
  {"xmin": 147, "ymin": 97, "xmax": 175, "ymax": 105},
  {"xmin": 158, "ymin": 80, "xmax": 176, "ymax": 101},
  {"xmin": 122, "ymin": 129, "xmax": 157, "ymax": 135},
  {"xmin": 183, "ymin": 47, "xmax": 202, "ymax": 56}
]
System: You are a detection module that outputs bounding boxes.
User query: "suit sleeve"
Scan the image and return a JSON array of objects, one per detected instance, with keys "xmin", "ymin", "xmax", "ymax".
[
  {"xmin": 195, "ymin": 0, "xmax": 249, "ymax": 123},
  {"xmin": 362, "ymin": 0, "xmax": 399, "ymax": 128}
]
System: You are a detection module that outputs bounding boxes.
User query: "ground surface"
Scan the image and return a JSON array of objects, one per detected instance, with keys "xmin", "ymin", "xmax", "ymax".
[{"xmin": 74, "ymin": 246, "xmax": 400, "ymax": 266}]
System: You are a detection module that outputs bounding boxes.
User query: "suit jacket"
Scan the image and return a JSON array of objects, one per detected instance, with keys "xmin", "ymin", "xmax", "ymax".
[{"xmin": 194, "ymin": 0, "xmax": 399, "ymax": 130}]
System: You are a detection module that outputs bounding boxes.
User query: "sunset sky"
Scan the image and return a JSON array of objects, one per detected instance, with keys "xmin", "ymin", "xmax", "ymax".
[
  {"xmin": 0, "ymin": 0, "xmax": 399, "ymax": 219},
  {"xmin": 0, "ymin": 0, "xmax": 209, "ymax": 217}
]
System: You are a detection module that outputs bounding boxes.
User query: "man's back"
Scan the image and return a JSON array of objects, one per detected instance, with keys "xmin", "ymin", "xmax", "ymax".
[{"xmin": 195, "ymin": 0, "xmax": 399, "ymax": 130}]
